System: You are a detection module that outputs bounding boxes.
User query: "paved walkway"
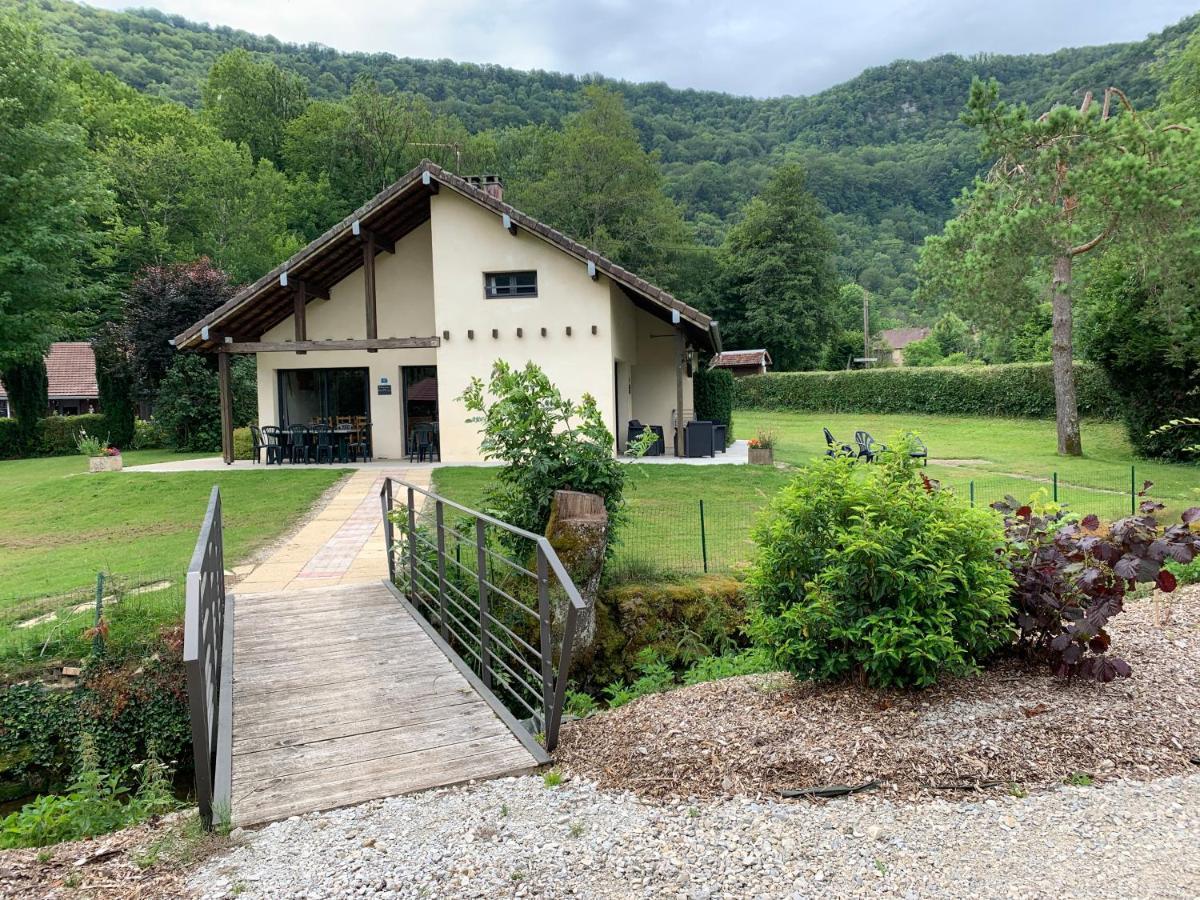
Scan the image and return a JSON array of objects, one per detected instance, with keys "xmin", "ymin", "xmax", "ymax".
[{"xmin": 232, "ymin": 467, "xmax": 432, "ymax": 594}]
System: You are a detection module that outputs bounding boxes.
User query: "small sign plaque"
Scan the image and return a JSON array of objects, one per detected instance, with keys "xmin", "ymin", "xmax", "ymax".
[{"xmin": 377, "ymin": 384, "xmax": 392, "ymax": 395}]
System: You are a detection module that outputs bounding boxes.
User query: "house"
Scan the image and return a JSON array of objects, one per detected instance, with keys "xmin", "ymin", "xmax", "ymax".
[
  {"xmin": 173, "ymin": 163, "xmax": 721, "ymax": 463},
  {"xmin": 709, "ymin": 348, "xmax": 771, "ymax": 377},
  {"xmin": 877, "ymin": 327, "xmax": 931, "ymax": 366},
  {"xmin": 0, "ymin": 342, "xmax": 99, "ymax": 418}
]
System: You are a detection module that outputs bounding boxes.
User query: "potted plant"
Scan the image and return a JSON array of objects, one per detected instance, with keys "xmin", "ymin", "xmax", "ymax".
[
  {"xmin": 748, "ymin": 430, "xmax": 775, "ymax": 465},
  {"xmin": 77, "ymin": 429, "xmax": 122, "ymax": 472}
]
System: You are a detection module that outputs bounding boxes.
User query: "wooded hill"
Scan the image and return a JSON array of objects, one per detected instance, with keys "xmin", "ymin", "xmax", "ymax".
[{"xmin": 17, "ymin": 0, "xmax": 1200, "ymax": 323}]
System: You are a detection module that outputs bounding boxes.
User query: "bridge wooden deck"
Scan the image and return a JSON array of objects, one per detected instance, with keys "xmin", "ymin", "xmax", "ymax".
[{"xmin": 229, "ymin": 581, "xmax": 542, "ymax": 826}]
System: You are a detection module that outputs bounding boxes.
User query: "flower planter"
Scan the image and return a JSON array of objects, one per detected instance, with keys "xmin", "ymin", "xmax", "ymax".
[
  {"xmin": 748, "ymin": 447, "xmax": 774, "ymax": 466},
  {"xmin": 89, "ymin": 455, "xmax": 123, "ymax": 473}
]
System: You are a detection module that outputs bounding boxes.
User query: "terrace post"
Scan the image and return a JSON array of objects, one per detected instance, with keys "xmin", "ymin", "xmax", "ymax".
[
  {"xmin": 217, "ymin": 350, "xmax": 234, "ymax": 465},
  {"xmin": 675, "ymin": 330, "xmax": 686, "ymax": 456}
]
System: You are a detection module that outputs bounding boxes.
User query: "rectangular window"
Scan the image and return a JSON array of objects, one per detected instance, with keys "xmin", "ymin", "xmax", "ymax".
[{"xmin": 484, "ymin": 270, "xmax": 537, "ymax": 298}]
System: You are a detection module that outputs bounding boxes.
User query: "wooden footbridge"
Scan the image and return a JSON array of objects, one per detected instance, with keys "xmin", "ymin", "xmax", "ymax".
[{"xmin": 184, "ymin": 482, "xmax": 585, "ymax": 828}]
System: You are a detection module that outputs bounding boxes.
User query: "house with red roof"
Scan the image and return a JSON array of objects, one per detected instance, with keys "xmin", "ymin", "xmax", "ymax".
[
  {"xmin": 709, "ymin": 348, "xmax": 771, "ymax": 377},
  {"xmin": 0, "ymin": 342, "xmax": 99, "ymax": 418}
]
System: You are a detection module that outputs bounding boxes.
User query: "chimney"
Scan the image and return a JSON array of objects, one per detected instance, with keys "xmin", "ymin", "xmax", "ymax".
[{"xmin": 465, "ymin": 174, "xmax": 504, "ymax": 202}]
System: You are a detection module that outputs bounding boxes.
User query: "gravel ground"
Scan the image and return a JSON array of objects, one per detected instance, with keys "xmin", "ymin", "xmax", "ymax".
[{"xmin": 191, "ymin": 772, "xmax": 1200, "ymax": 899}]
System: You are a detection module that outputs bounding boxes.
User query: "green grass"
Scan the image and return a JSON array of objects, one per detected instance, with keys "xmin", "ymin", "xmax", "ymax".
[
  {"xmin": 433, "ymin": 411, "xmax": 1199, "ymax": 578},
  {"xmin": 0, "ymin": 451, "xmax": 347, "ymax": 674},
  {"xmin": 431, "ymin": 463, "xmax": 793, "ymax": 576},
  {"xmin": 740, "ymin": 411, "xmax": 1199, "ymax": 521}
]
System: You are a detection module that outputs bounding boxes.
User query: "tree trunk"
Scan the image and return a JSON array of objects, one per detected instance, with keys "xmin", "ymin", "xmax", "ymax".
[
  {"xmin": 1050, "ymin": 254, "xmax": 1083, "ymax": 456},
  {"xmin": 544, "ymin": 490, "xmax": 608, "ymax": 649}
]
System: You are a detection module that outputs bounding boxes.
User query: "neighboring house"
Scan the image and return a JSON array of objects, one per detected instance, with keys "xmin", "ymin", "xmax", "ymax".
[
  {"xmin": 709, "ymin": 348, "xmax": 771, "ymax": 378},
  {"xmin": 877, "ymin": 327, "xmax": 931, "ymax": 366},
  {"xmin": 0, "ymin": 342, "xmax": 99, "ymax": 418},
  {"xmin": 173, "ymin": 163, "xmax": 721, "ymax": 463}
]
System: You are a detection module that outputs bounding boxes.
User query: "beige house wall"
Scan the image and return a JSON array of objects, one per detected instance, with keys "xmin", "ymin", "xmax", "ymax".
[
  {"xmin": 428, "ymin": 190, "xmax": 618, "ymax": 461},
  {"xmin": 250, "ymin": 193, "xmax": 695, "ymax": 461},
  {"xmin": 255, "ymin": 221, "xmax": 437, "ymax": 460}
]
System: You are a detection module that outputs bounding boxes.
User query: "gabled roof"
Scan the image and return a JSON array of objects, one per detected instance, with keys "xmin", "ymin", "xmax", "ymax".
[
  {"xmin": 0, "ymin": 343, "xmax": 98, "ymax": 400},
  {"xmin": 879, "ymin": 327, "xmax": 931, "ymax": 350},
  {"xmin": 174, "ymin": 161, "xmax": 719, "ymax": 352},
  {"xmin": 710, "ymin": 348, "xmax": 771, "ymax": 369}
]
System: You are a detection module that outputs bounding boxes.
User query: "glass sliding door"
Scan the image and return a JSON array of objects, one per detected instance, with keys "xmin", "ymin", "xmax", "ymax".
[
  {"xmin": 401, "ymin": 366, "xmax": 438, "ymax": 455},
  {"xmin": 278, "ymin": 368, "xmax": 369, "ymax": 426}
]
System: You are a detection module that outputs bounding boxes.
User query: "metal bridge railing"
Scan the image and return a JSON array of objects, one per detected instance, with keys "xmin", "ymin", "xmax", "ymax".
[
  {"xmin": 184, "ymin": 486, "xmax": 234, "ymax": 828},
  {"xmin": 380, "ymin": 478, "xmax": 584, "ymax": 750}
]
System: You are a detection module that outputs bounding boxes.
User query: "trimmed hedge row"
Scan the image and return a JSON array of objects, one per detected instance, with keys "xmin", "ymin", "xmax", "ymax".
[
  {"xmin": 693, "ymin": 367, "xmax": 734, "ymax": 446},
  {"xmin": 734, "ymin": 362, "xmax": 1122, "ymax": 420},
  {"xmin": 0, "ymin": 413, "xmax": 114, "ymax": 459}
]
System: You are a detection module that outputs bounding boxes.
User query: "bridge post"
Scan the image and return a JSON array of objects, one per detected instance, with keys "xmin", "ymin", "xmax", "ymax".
[
  {"xmin": 381, "ymin": 479, "xmax": 395, "ymax": 583},
  {"xmin": 536, "ymin": 545, "xmax": 553, "ymax": 736},
  {"xmin": 406, "ymin": 487, "xmax": 417, "ymax": 602},
  {"xmin": 435, "ymin": 500, "xmax": 449, "ymax": 641},
  {"xmin": 475, "ymin": 518, "xmax": 492, "ymax": 689}
]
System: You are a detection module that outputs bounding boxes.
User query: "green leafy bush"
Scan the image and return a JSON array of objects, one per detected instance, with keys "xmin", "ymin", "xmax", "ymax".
[
  {"xmin": 154, "ymin": 354, "xmax": 256, "ymax": 451},
  {"xmin": 0, "ymin": 740, "xmax": 178, "ymax": 849},
  {"xmin": 132, "ymin": 418, "xmax": 166, "ymax": 450},
  {"xmin": 38, "ymin": 414, "xmax": 109, "ymax": 456},
  {"xmin": 747, "ymin": 446, "xmax": 1014, "ymax": 688},
  {"xmin": 693, "ymin": 366, "xmax": 734, "ymax": 446},
  {"xmin": 734, "ymin": 362, "xmax": 1120, "ymax": 419},
  {"xmin": 0, "ymin": 418, "xmax": 21, "ymax": 458},
  {"xmin": 233, "ymin": 426, "xmax": 254, "ymax": 460},
  {"xmin": 460, "ymin": 360, "xmax": 648, "ymax": 541}
]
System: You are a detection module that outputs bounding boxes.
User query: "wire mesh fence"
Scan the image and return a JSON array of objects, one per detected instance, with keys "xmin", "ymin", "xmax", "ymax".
[
  {"xmin": 606, "ymin": 465, "xmax": 1169, "ymax": 578},
  {"xmin": 0, "ymin": 571, "xmax": 186, "ymax": 673}
]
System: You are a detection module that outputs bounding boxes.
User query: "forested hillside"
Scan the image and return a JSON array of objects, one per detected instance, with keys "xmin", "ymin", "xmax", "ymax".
[{"xmin": 15, "ymin": 0, "xmax": 1198, "ymax": 324}]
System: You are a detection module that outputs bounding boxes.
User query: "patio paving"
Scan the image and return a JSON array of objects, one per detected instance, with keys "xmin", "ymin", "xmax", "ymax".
[{"xmin": 231, "ymin": 467, "xmax": 431, "ymax": 594}]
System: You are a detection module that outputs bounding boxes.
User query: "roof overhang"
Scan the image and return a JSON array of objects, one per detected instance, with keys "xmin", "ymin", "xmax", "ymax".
[{"xmin": 174, "ymin": 162, "xmax": 718, "ymax": 353}]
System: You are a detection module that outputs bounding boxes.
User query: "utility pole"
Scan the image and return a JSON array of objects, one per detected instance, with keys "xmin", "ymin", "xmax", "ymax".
[{"xmin": 862, "ymin": 289, "xmax": 870, "ymax": 364}]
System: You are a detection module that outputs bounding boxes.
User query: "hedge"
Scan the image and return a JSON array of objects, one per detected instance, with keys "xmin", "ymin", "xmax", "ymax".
[
  {"xmin": 694, "ymin": 367, "xmax": 734, "ymax": 446},
  {"xmin": 0, "ymin": 414, "xmax": 115, "ymax": 459},
  {"xmin": 733, "ymin": 362, "xmax": 1123, "ymax": 420}
]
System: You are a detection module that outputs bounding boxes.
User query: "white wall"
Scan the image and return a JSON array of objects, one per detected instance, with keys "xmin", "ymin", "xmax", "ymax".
[
  {"xmin": 428, "ymin": 190, "xmax": 618, "ymax": 461},
  {"xmin": 255, "ymin": 221, "xmax": 436, "ymax": 459},
  {"xmin": 630, "ymin": 305, "xmax": 693, "ymax": 451}
]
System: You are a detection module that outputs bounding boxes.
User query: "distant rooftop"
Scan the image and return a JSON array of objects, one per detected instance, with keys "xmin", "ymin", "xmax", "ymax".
[{"xmin": 0, "ymin": 342, "xmax": 98, "ymax": 400}]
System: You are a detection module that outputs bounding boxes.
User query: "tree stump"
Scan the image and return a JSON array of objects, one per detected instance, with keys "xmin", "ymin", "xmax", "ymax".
[{"xmin": 544, "ymin": 490, "xmax": 608, "ymax": 649}]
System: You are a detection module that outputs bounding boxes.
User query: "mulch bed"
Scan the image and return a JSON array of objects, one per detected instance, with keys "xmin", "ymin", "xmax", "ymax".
[
  {"xmin": 556, "ymin": 590, "xmax": 1200, "ymax": 801},
  {"xmin": 0, "ymin": 813, "xmax": 221, "ymax": 900}
]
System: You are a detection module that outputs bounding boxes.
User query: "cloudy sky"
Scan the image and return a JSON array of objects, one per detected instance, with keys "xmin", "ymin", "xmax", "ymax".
[{"xmin": 88, "ymin": 0, "xmax": 1199, "ymax": 97}]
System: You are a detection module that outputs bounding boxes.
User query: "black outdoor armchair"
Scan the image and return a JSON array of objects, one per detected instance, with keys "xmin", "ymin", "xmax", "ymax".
[
  {"xmin": 249, "ymin": 425, "xmax": 266, "ymax": 464},
  {"xmin": 823, "ymin": 427, "xmax": 855, "ymax": 459},
  {"xmin": 685, "ymin": 420, "xmax": 716, "ymax": 458},
  {"xmin": 854, "ymin": 430, "xmax": 887, "ymax": 462},
  {"xmin": 627, "ymin": 419, "xmax": 665, "ymax": 456}
]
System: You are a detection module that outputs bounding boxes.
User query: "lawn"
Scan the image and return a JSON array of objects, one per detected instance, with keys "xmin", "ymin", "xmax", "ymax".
[
  {"xmin": 739, "ymin": 411, "xmax": 1199, "ymax": 522},
  {"xmin": 0, "ymin": 452, "xmax": 348, "ymax": 674},
  {"xmin": 432, "ymin": 410, "xmax": 1198, "ymax": 579},
  {"xmin": 431, "ymin": 463, "xmax": 793, "ymax": 578}
]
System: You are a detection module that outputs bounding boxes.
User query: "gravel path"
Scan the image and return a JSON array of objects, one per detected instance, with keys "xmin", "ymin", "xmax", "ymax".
[{"xmin": 191, "ymin": 773, "xmax": 1200, "ymax": 899}]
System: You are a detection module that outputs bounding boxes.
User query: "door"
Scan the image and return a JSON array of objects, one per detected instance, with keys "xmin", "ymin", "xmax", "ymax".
[{"xmin": 401, "ymin": 366, "xmax": 438, "ymax": 456}]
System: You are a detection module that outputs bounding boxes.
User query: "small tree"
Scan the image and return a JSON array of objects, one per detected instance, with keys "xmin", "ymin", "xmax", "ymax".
[
  {"xmin": 0, "ymin": 356, "xmax": 48, "ymax": 452},
  {"xmin": 919, "ymin": 80, "xmax": 1200, "ymax": 456},
  {"xmin": 460, "ymin": 361, "xmax": 642, "ymax": 540},
  {"xmin": 92, "ymin": 329, "xmax": 136, "ymax": 449}
]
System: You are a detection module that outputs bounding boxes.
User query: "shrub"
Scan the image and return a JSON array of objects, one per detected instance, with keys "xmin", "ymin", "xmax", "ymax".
[
  {"xmin": 0, "ymin": 418, "xmax": 21, "ymax": 459},
  {"xmin": 0, "ymin": 630, "xmax": 191, "ymax": 799},
  {"xmin": 747, "ymin": 445, "xmax": 1014, "ymax": 688},
  {"xmin": 93, "ymin": 333, "xmax": 137, "ymax": 450},
  {"xmin": 993, "ymin": 489, "xmax": 1200, "ymax": 681},
  {"xmin": 39, "ymin": 414, "xmax": 109, "ymax": 456},
  {"xmin": 132, "ymin": 418, "xmax": 166, "ymax": 450},
  {"xmin": 734, "ymin": 361, "xmax": 1121, "ymax": 419},
  {"xmin": 693, "ymin": 367, "xmax": 734, "ymax": 446},
  {"xmin": 0, "ymin": 739, "xmax": 178, "ymax": 849},
  {"xmin": 460, "ymin": 360, "xmax": 651, "ymax": 542},
  {"xmin": 233, "ymin": 426, "xmax": 254, "ymax": 460}
]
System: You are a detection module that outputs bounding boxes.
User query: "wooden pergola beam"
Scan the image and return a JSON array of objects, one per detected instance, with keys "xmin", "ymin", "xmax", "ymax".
[
  {"xmin": 218, "ymin": 351, "xmax": 234, "ymax": 465},
  {"xmin": 216, "ymin": 337, "xmax": 441, "ymax": 353}
]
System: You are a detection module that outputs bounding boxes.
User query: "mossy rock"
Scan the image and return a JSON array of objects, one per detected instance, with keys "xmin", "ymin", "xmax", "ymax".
[{"xmin": 571, "ymin": 575, "xmax": 747, "ymax": 689}]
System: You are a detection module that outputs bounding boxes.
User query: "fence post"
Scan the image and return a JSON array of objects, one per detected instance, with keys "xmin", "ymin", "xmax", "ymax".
[
  {"xmin": 406, "ymin": 487, "xmax": 417, "ymax": 604},
  {"xmin": 1131, "ymin": 464, "xmax": 1136, "ymax": 516},
  {"xmin": 475, "ymin": 518, "xmax": 492, "ymax": 690},
  {"xmin": 969, "ymin": 480, "xmax": 975, "ymax": 508},
  {"xmin": 435, "ymin": 499, "xmax": 449, "ymax": 641},
  {"xmin": 380, "ymin": 479, "xmax": 395, "ymax": 583},
  {"xmin": 1052, "ymin": 472, "xmax": 1058, "ymax": 503},
  {"xmin": 535, "ymin": 544, "xmax": 553, "ymax": 737},
  {"xmin": 699, "ymin": 499, "xmax": 708, "ymax": 574},
  {"xmin": 92, "ymin": 572, "xmax": 106, "ymax": 657}
]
